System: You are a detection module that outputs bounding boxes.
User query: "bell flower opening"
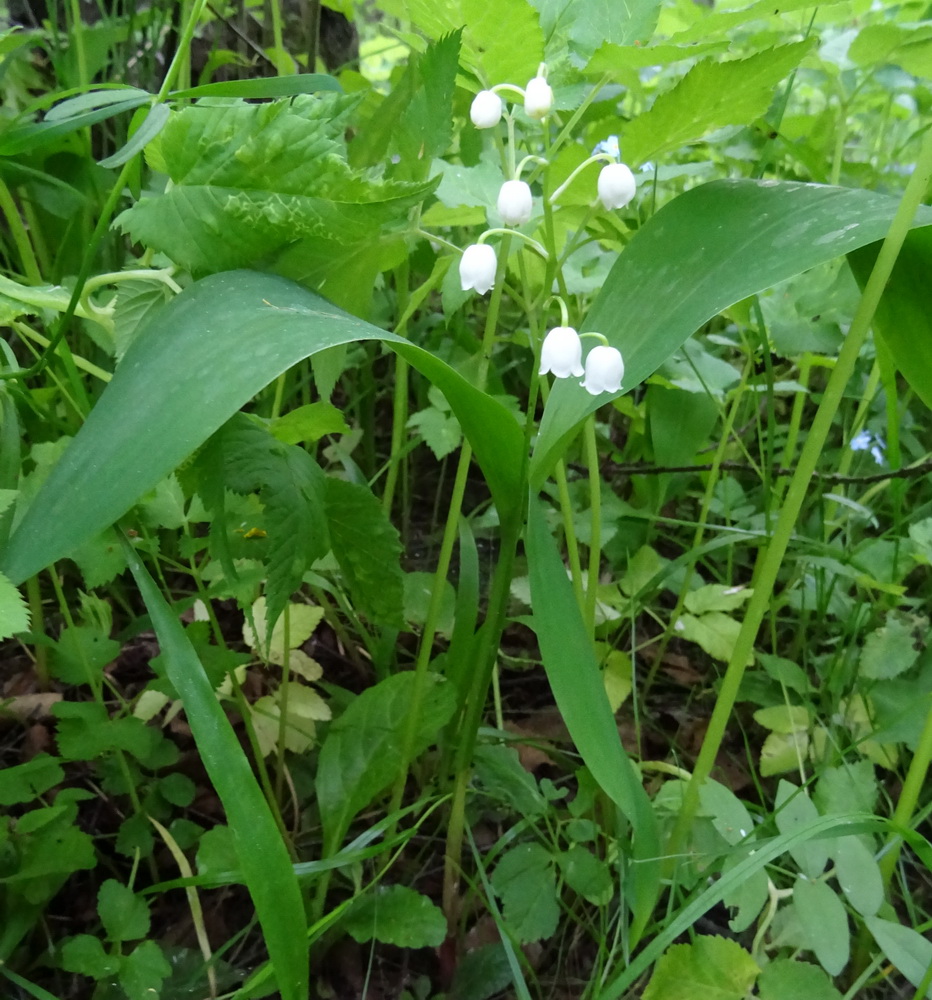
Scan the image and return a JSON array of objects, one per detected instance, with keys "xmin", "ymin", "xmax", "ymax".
[
  {"xmin": 459, "ymin": 243, "xmax": 497, "ymax": 295},
  {"xmin": 497, "ymin": 179, "xmax": 533, "ymax": 227},
  {"xmin": 597, "ymin": 162, "xmax": 637, "ymax": 211},
  {"xmin": 580, "ymin": 345, "xmax": 624, "ymax": 395},
  {"xmin": 539, "ymin": 327, "xmax": 584, "ymax": 378},
  {"xmin": 470, "ymin": 90, "xmax": 503, "ymax": 129},
  {"xmin": 524, "ymin": 75, "xmax": 554, "ymax": 119}
]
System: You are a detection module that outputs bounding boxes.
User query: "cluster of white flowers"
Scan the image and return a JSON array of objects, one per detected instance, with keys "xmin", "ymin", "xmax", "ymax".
[
  {"xmin": 539, "ymin": 327, "xmax": 624, "ymax": 396},
  {"xmin": 456, "ymin": 66, "xmax": 630, "ymax": 397}
]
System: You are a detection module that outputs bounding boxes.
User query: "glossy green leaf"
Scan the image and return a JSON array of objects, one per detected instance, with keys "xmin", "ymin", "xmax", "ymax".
[
  {"xmin": 122, "ymin": 542, "xmax": 308, "ymax": 1000},
  {"xmin": 849, "ymin": 227, "xmax": 932, "ymax": 411},
  {"xmin": 531, "ymin": 180, "xmax": 932, "ymax": 488},
  {"xmin": 526, "ymin": 497, "xmax": 660, "ymax": 938},
  {"xmin": 0, "ymin": 270, "xmax": 523, "ymax": 585}
]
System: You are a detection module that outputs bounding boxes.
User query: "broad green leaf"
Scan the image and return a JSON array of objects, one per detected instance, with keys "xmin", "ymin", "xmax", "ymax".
[
  {"xmin": 621, "ymin": 42, "xmax": 813, "ymax": 167},
  {"xmin": 491, "ymin": 843, "xmax": 560, "ymax": 944},
  {"xmin": 866, "ymin": 917, "xmax": 932, "ymax": 998},
  {"xmin": 793, "ymin": 878, "xmax": 849, "ymax": 976},
  {"xmin": 473, "ymin": 744, "xmax": 547, "ymax": 818},
  {"xmin": 759, "ymin": 730, "xmax": 809, "ymax": 777},
  {"xmin": 526, "ymin": 498, "xmax": 660, "ymax": 939},
  {"xmin": 642, "ymin": 935, "xmax": 759, "ymax": 1000},
  {"xmin": 378, "ymin": 0, "xmax": 543, "ymax": 84},
  {"xmin": 0, "ymin": 270, "xmax": 524, "ymax": 586},
  {"xmin": 0, "ymin": 569, "xmax": 28, "ymax": 638},
  {"xmin": 343, "ymin": 885, "xmax": 446, "ymax": 947},
  {"xmin": 531, "ymin": 0, "xmax": 660, "ymax": 59},
  {"xmin": 849, "ymin": 228, "xmax": 932, "ymax": 412},
  {"xmin": 98, "ymin": 880, "xmax": 150, "ymax": 942},
  {"xmin": 721, "ymin": 855, "xmax": 768, "ymax": 932},
  {"xmin": 60, "ymin": 935, "xmax": 121, "ymax": 980},
  {"xmin": 683, "ymin": 584, "xmax": 752, "ymax": 616},
  {"xmin": 49, "ymin": 624, "xmax": 120, "ymax": 686},
  {"xmin": 832, "ymin": 835, "xmax": 883, "ymax": 917},
  {"xmin": 326, "ymin": 477, "xmax": 405, "ymax": 628},
  {"xmin": 407, "ymin": 405, "xmax": 462, "ymax": 460},
  {"xmin": 118, "ymin": 940, "xmax": 172, "ymax": 999},
  {"xmin": 775, "ymin": 781, "xmax": 829, "ymax": 878},
  {"xmin": 116, "ymin": 95, "xmax": 434, "ymax": 277},
  {"xmin": 814, "ymin": 761, "xmax": 878, "ymax": 817},
  {"xmin": 531, "ymin": 182, "xmax": 932, "ymax": 489},
  {"xmin": 757, "ymin": 959, "xmax": 843, "ymax": 1000},
  {"xmin": 859, "ymin": 612, "xmax": 920, "ymax": 680},
  {"xmin": 757, "ymin": 653, "xmax": 811, "ymax": 694},
  {"xmin": 270, "ymin": 402, "xmax": 349, "ymax": 445},
  {"xmin": 698, "ymin": 780, "xmax": 754, "ymax": 847},
  {"xmin": 848, "ymin": 23, "xmax": 932, "ymax": 77},
  {"xmin": 0, "ymin": 755, "xmax": 63, "ymax": 807},
  {"xmin": 665, "ymin": 0, "xmax": 848, "ymax": 45},
  {"xmin": 316, "ymin": 671, "xmax": 456, "ymax": 854},
  {"xmin": 122, "ymin": 544, "xmax": 308, "ymax": 1000},
  {"xmin": 558, "ymin": 844, "xmax": 613, "ymax": 905},
  {"xmin": 395, "ymin": 30, "xmax": 460, "ymax": 169},
  {"xmin": 585, "ymin": 39, "xmax": 729, "ymax": 77},
  {"xmin": 242, "ymin": 597, "xmax": 324, "ymax": 668}
]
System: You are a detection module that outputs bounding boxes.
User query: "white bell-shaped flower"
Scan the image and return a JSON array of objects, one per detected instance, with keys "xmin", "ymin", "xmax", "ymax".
[
  {"xmin": 580, "ymin": 345, "xmax": 624, "ymax": 395},
  {"xmin": 524, "ymin": 75, "xmax": 554, "ymax": 119},
  {"xmin": 497, "ymin": 179, "xmax": 533, "ymax": 226},
  {"xmin": 539, "ymin": 327, "xmax": 584, "ymax": 378},
  {"xmin": 597, "ymin": 162, "xmax": 637, "ymax": 210},
  {"xmin": 459, "ymin": 243, "xmax": 497, "ymax": 294},
  {"xmin": 470, "ymin": 90, "xmax": 503, "ymax": 129}
]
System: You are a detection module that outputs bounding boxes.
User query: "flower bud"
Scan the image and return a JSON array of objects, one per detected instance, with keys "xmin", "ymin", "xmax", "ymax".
[
  {"xmin": 470, "ymin": 89, "xmax": 503, "ymax": 129},
  {"xmin": 597, "ymin": 162, "xmax": 636, "ymax": 210},
  {"xmin": 497, "ymin": 179, "xmax": 533, "ymax": 227},
  {"xmin": 539, "ymin": 327, "xmax": 585, "ymax": 378},
  {"xmin": 459, "ymin": 243, "xmax": 497, "ymax": 294},
  {"xmin": 524, "ymin": 75, "xmax": 554, "ymax": 119},
  {"xmin": 580, "ymin": 345, "xmax": 624, "ymax": 395}
]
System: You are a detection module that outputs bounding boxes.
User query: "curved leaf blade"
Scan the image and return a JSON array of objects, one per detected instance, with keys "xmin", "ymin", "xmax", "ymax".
[
  {"xmin": 531, "ymin": 180, "xmax": 932, "ymax": 488},
  {"xmin": 123, "ymin": 540, "xmax": 308, "ymax": 1000},
  {"xmin": 0, "ymin": 270, "xmax": 524, "ymax": 584}
]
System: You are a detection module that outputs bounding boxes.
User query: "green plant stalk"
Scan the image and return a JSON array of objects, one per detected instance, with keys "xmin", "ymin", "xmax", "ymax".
[
  {"xmin": 879, "ymin": 697, "xmax": 932, "ymax": 888},
  {"xmin": 25, "ymin": 576, "xmax": 49, "ymax": 689},
  {"xmin": 275, "ymin": 602, "xmax": 292, "ymax": 802},
  {"xmin": 584, "ymin": 415, "xmax": 601, "ymax": 637},
  {"xmin": 382, "ymin": 257, "xmax": 411, "ymax": 518},
  {"xmin": 667, "ymin": 125, "xmax": 932, "ymax": 864},
  {"xmin": 387, "ymin": 236, "xmax": 514, "ymax": 822},
  {"xmin": 0, "ymin": 178, "xmax": 41, "ymax": 285},
  {"xmin": 68, "ymin": 0, "xmax": 89, "ymax": 92}
]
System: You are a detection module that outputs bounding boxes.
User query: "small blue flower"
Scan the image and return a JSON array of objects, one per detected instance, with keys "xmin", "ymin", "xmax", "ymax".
[
  {"xmin": 850, "ymin": 430, "xmax": 872, "ymax": 451},
  {"xmin": 850, "ymin": 429, "xmax": 886, "ymax": 465},
  {"xmin": 593, "ymin": 135, "xmax": 620, "ymax": 158}
]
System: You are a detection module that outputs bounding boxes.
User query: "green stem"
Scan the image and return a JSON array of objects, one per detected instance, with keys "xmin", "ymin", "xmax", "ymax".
[
  {"xmin": 275, "ymin": 603, "xmax": 292, "ymax": 802},
  {"xmin": 667, "ymin": 125, "xmax": 932, "ymax": 864},
  {"xmin": 584, "ymin": 416, "xmax": 601, "ymax": 638},
  {"xmin": 0, "ymin": 177, "xmax": 41, "ymax": 285}
]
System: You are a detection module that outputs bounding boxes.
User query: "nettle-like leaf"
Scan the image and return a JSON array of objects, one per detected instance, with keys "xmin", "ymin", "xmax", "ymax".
[
  {"xmin": 0, "ymin": 569, "xmax": 29, "ymax": 639},
  {"xmin": 859, "ymin": 611, "xmax": 921, "ymax": 680},
  {"xmin": 491, "ymin": 842, "xmax": 560, "ymax": 944},
  {"xmin": 343, "ymin": 885, "xmax": 446, "ymax": 948},
  {"xmin": 116, "ymin": 94, "xmax": 435, "ymax": 276},
  {"xmin": 642, "ymin": 935, "xmax": 759, "ymax": 1000},
  {"xmin": 214, "ymin": 414, "xmax": 329, "ymax": 634},
  {"xmin": 325, "ymin": 477, "xmax": 405, "ymax": 628},
  {"xmin": 622, "ymin": 40, "xmax": 815, "ymax": 167}
]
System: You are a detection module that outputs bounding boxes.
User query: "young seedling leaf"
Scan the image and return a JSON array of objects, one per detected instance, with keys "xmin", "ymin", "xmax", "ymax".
[{"xmin": 343, "ymin": 885, "xmax": 446, "ymax": 948}]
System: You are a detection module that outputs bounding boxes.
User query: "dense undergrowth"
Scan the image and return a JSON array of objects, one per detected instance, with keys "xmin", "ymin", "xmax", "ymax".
[{"xmin": 2, "ymin": 0, "xmax": 932, "ymax": 998}]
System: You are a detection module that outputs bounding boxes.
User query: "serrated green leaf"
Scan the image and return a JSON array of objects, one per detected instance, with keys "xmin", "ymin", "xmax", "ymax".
[
  {"xmin": 676, "ymin": 611, "xmax": 750, "ymax": 665},
  {"xmin": 316, "ymin": 672, "xmax": 456, "ymax": 853},
  {"xmin": 407, "ymin": 405, "xmax": 462, "ymax": 460},
  {"xmin": 116, "ymin": 95, "xmax": 434, "ymax": 276},
  {"xmin": 49, "ymin": 624, "xmax": 120, "ymax": 686},
  {"xmin": 473, "ymin": 744, "xmax": 547, "ymax": 817},
  {"xmin": 118, "ymin": 940, "xmax": 172, "ymax": 998},
  {"xmin": 112, "ymin": 278, "xmax": 173, "ymax": 360},
  {"xmin": 622, "ymin": 42, "xmax": 813, "ymax": 167},
  {"xmin": 813, "ymin": 761, "xmax": 878, "ymax": 817},
  {"xmin": 270, "ymin": 402, "xmax": 349, "ymax": 445},
  {"xmin": 642, "ymin": 935, "xmax": 759, "ymax": 1000},
  {"xmin": 343, "ymin": 885, "xmax": 446, "ymax": 947},
  {"xmin": 53, "ymin": 702, "xmax": 161, "ymax": 763},
  {"xmin": 0, "ymin": 570, "xmax": 29, "ymax": 639},
  {"xmin": 98, "ymin": 879, "xmax": 150, "ymax": 942},
  {"xmin": 491, "ymin": 843, "xmax": 560, "ymax": 943},
  {"xmin": 866, "ymin": 917, "xmax": 932, "ymax": 998},
  {"xmin": 325, "ymin": 477, "xmax": 404, "ymax": 627},
  {"xmin": 757, "ymin": 653, "xmax": 811, "ymax": 694},
  {"xmin": 60, "ymin": 935, "xmax": 121, "ymax": 980},
  {"xmin": 832, "ymin": 835, "xmax": 882, "ymax": 917},
  {"xmin": 757, "ymin": 959, "xmax": 843, "ymax": 1000},
  {"xmin": 558, "ymin": 844, "xmax": 613, "ymax": 905},
  {"xmin": 396, "ymin": 30, "xmax": 461, "ymax": 169},
  {"xmin": 531, "ymin": 0, "xmax": 658, "ymax": 59},
  {"xmin": 859, "ymin": 612, "xmax": 920, "ymax": 680},
  {"xmin": 0, "ymin": 755, "xmax": 64, "ymax": 807},
  {"xmin": 793, "ymin": 877, "xmax": 849, "ymax": 976}
]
